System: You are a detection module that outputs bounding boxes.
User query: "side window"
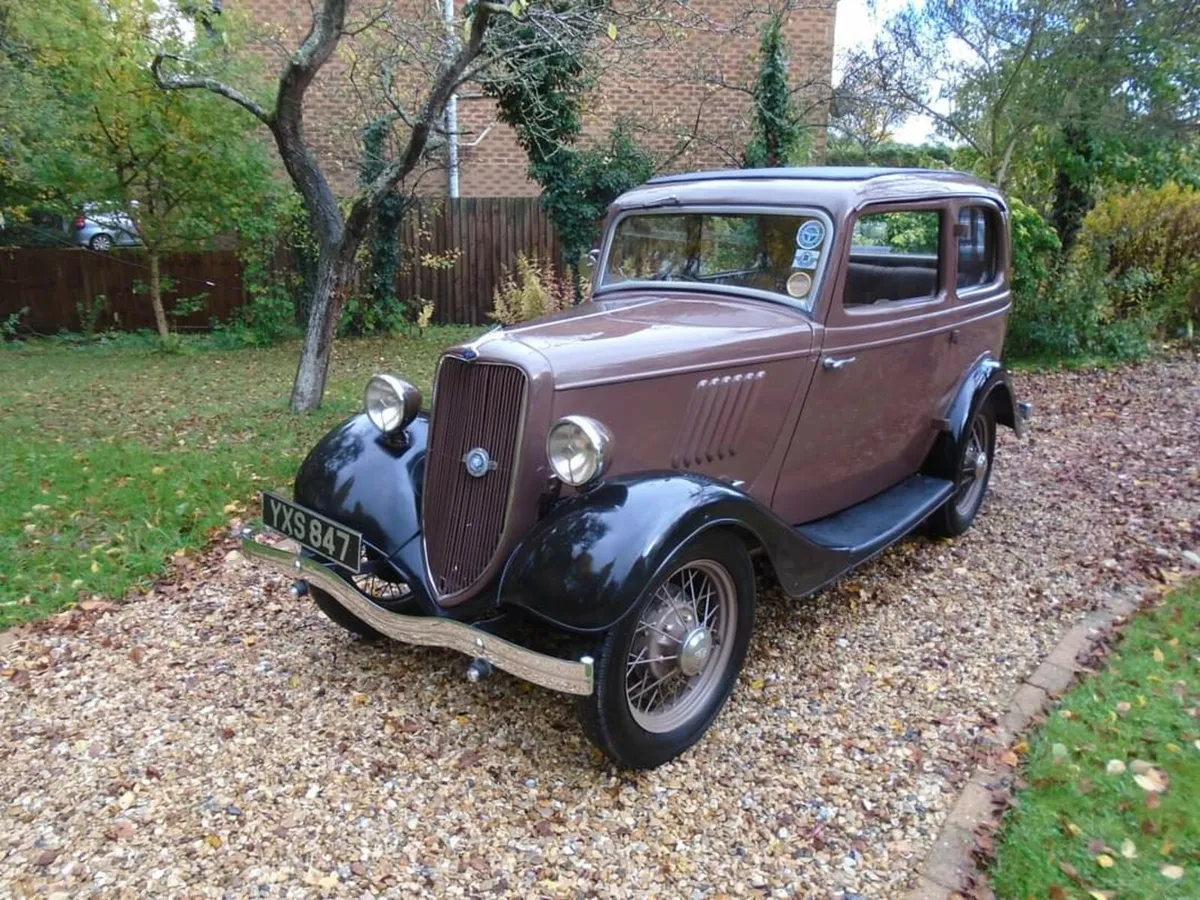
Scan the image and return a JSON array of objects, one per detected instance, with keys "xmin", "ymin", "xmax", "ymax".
[
  {"xmin": 845, "ymin": 210, "xmax": 941, "ymax": 306},
  {"xmin": 956, "ymin": 206, "xmax": 997, "ymax": 289}
]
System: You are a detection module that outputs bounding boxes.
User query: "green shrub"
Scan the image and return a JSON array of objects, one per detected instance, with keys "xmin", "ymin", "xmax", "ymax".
[
  {"xmin": 1078, "ymin": 182, "xmax": 1200, "ymax": 338},
  {"xmin": 1005, "ymin": 199, "xmax": 1066, "ymax": 358},
  {"xmin": 490, "ymin": 253, "xmax": 575, "ymax": 326},
  {"xmin": 1003, "ymin": 190, "xmax": 1189, "ymax": 363}
]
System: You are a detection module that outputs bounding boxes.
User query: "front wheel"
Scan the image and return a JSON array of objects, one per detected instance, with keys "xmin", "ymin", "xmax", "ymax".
[
  {"xmin": 88, "ymin": 233, "xmax": 114, "ymax": 251},
  {"xmin": 577, "ymin": 529, "xmax": 756, "ymax": 769}
]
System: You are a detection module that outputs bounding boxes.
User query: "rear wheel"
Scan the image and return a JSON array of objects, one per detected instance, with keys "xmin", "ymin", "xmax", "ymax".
[
  {"xmin": 928, "ymin": 404, "xmax": 996, "ymax": 537},
  {"xmin": 577, "ymin": 530, "xmax": 756, "ymax": 769},
  {"xmin": 88, "ymin": 233, "xmax": 114, "ymax": 251}
]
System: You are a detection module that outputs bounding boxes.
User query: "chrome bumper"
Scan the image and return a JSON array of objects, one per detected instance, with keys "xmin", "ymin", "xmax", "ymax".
[{"xmin": 241, "ymin": 538, "xmax": 594, "ymax": 696}]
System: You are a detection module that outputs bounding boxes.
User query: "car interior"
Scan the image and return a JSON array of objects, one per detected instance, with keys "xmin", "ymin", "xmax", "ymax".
[{"xmin": 844, "ymin": 210, "xmax": 941, "ymax": 306}]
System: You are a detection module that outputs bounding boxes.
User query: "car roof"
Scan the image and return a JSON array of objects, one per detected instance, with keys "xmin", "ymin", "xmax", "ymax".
[
  {"xmin": 646, "ymin": 166, "xmax": 940, "ymax": 185},
  {"xmin": 615, "ymin": 166, "xmax": 1005, "ymax": 216}
]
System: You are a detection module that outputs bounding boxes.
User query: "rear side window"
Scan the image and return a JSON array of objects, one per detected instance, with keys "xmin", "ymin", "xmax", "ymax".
[
  {"xmin": 844, "ymin": 211, "xmax": 941, "ymax": 306},
  {"xmin": 956, "ymin": 206, "xmax": 998, "ymax": 289}
]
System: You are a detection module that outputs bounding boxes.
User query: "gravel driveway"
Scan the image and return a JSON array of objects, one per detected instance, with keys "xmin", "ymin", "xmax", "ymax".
[{"xmin": 3, "ymin": 356, "xmax": 1198, "ymax": 899}]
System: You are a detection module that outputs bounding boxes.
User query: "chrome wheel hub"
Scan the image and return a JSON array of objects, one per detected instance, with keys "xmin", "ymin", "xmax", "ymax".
[
  {"xmin": 679, "ymin": 627, "xmax": 713, "ymax": 676},
  {"xmin": 973, "ymin": 450, "xmax": 988, "ymax": 480},
  {"xmin": 955, "ymin": 414, "xmax": 993, "ymax": 516},
  {"xmin": 625, "ymin": 559, "xmax": 738, "ymax": 733}
]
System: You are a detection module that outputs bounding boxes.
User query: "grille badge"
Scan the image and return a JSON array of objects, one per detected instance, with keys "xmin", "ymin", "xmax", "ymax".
[{"xmin": 463, "ymin": 447, "xmax": 495, "ymax": 478}]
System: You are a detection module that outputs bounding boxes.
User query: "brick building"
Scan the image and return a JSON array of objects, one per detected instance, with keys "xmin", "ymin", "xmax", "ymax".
[{"xmin": 241, "ymin": 0, "xmax": 839, "ymax": 197}]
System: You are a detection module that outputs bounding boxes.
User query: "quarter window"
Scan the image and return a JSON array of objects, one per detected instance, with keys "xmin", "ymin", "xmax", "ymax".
[
  {"xmin": 956, "ymin": 206, "xmax": 998, "ymax": 289},
  {"xmin": 844, "ymin": 211, "xmax": 941, "ymax": 306}
]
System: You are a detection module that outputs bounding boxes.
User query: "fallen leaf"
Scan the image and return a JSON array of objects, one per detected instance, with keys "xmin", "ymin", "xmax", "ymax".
[
  {"xmin": 1066, "ymin": 822, "xmax": 1084, "ymax": 837},
  {"xmin": 1049, "ymin": 886, "xmax": 1067, "ymax": 900},
  {"xmin": 1105, "ymin": 759, "xmax": 1127, "ymax": 775},
  {"xmin": 1001, "ymin": 750, "xmax": 1020, "ymax": 767},
  {"xmin": 1153, "ymin": 646, "xmax": 1165, "ymax": 663},
  {"xmin": 1160, "ymin": 838, "xmax": 1175, "ymax": 855},
  {"xmin": 1121, "ymin": 839, "xmax": 1137, "ymax": 859},
  {"xmin": 35, "ymin": 848, "xmax": 59, "ymax": 866},
  {"xmin": 1051, "ymin": 742, "xmax": 1069, "ymax": 760},
  {"xmin": 1096, "ymin": 853, "xmax": 1115, "ymax": 868},
  {"xmin": 1134, "ymin": 769, "xmax": 1168, "ymax": 793},
  {"xmin": 1161, "ymin": 864, "xmax": 1184, "ymax": 880},
  {"xmin": 204, "ymin": 834, "xmax": 222, "ymax": 849}
]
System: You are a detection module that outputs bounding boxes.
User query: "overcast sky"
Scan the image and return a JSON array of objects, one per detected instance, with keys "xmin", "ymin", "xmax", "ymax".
[{"xmin": 832, "ymin": 0, "xmax": 936, "ymax": 144}]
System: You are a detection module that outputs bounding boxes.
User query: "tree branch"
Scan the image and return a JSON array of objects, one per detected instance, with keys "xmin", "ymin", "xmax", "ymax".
[
  {"xmin": 151, "ymin": 55, "xmax": 271, "ymax": 125},
  {"xmin": 345, "ymin": 5, "xmax": 496, "ymax": 236}
]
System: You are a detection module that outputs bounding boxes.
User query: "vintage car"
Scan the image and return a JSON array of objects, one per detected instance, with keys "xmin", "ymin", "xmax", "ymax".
[{"xmin": 244, "ymin": 167, "xmax": 1030, "ymax": 769}]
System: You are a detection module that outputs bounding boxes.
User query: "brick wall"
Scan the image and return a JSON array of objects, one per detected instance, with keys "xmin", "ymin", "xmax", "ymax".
[{"xmin": 239, "ymin": 0, "xmax": 837, "ymax": 197}]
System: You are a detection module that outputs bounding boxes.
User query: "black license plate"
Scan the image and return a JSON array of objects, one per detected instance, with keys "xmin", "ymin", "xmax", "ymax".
[{"xmin": 261, "ymin": 492, "xmax": 362, "ymax": 572}]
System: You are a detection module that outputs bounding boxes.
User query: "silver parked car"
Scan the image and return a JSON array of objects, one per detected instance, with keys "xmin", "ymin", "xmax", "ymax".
[{"xmin": 72, "ymin": 204, "xmax": 139, "ymax": 251}]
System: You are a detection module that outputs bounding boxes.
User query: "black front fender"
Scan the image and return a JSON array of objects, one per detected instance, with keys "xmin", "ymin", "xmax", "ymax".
[
  {"xmin": 497, "ymin": 472, "xmax": 853, "ymax": 634},
  {"xmin": 292, "ymin": 413, "xmax": 442, "ymax": 610}
]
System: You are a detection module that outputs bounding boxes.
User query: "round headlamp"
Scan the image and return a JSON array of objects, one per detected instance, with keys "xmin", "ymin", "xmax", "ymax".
[
  {"xmin": 364, "ymin": 374, "xmax": 421, "ymax": 434},
  {"xmin": 546, "ymin": 415, "xmax": 612, "ymax": 486}
]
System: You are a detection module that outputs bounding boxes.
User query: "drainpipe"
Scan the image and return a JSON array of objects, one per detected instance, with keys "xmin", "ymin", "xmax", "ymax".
[{"xmin": 443, "ymin": 0, "xmax": 459, "ymax": 199}]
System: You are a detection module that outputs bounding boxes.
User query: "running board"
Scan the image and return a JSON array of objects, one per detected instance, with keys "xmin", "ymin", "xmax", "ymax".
[{"xmin": 794, "ymin": 474, "xmax": 955, "ymax": 556}]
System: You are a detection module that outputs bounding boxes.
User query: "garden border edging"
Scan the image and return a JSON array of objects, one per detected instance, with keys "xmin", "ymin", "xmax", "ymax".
[{"xmin": 906, "ymin": 587, "xmax": 1144, "ymax": 899}]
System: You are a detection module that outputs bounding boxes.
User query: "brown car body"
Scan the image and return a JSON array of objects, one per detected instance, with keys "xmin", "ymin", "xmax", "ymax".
[{"xmin": 246, "ymin": 167, "xmax": 1028, "ymax": 768}]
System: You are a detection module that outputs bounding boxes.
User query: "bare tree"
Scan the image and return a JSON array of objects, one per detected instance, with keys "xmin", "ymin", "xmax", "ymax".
[
  {"xmin": 835, "ymin": 0, "xmax": 1052, "ymax": 187},
  {"xmin": 153, "ymin": 0, "xmax": 651, "ymax": 410}
]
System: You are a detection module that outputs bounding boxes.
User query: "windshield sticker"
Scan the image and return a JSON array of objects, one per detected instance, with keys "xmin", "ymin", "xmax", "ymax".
[
  {"xmin": 785, "ymin": 271, "xmax": 813, "ymax": 298},
  {"xmin": 791, "ymin": 249, "xmax": 818, "ymax": 269},
  {"xmin": 796, "ymin": 220, "xmax": 824, "ymax": 250}
]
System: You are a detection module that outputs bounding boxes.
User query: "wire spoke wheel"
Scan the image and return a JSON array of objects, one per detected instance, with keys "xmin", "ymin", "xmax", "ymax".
[
  {"xmin": 625, "ymin": 559, "xmax": 738, "ymax": 733},
  {"xmin": 954, "ymin": 412, "xmax": 991, "ymax": 517}
]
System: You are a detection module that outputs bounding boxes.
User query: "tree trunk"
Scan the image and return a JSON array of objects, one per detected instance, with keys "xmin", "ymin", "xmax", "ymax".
[
  {"xmin": 289, "ymin": 241, "xmax": 359, "ymax": 411},
  {"xmin": 148, "ymin": 252, "xmax": 169, "ymax": 340},
  {"xmin": 1050, "ymin": 125, "xmax": 1095, "ymax": 253}
]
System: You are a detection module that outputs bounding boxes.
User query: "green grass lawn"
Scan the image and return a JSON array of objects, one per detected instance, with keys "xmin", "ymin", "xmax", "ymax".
[
  {"xmin": 0, "ymin": 326, "xmax": 479, "ymax": 628},
  {"xmin": 989, "ymin": 582, "xmax": 1199, "ymax": 898}
]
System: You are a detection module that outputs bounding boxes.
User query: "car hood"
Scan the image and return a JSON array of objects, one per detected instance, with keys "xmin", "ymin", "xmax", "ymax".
[{"xmin": 474, "ymin": 292, "xmax": 814, "ymax": 389}]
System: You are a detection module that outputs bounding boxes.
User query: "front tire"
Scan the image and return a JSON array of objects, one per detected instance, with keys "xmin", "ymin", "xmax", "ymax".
[
  {"xmin": 88, "ymin": 233, "xmax": 114, "ymax": 251},
  {"xmin": 577, "ymin": 529, "xmax": 756, "ymax": 769},
  {"xmin": 928, "ymin": 404, "xmax": 996, "ymax": 537},
  {"xmin": 308, "ymin": 561, "xmax": 419, "ymax": 641}
]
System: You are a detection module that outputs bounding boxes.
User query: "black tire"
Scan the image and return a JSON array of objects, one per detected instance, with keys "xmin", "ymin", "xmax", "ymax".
[
  {"xmin": 927, "ymin": 403, "xmax": 996, "ymax": 537},
  {"xmin": 310, "ymin": 586, "xmax": 384, "ymax": 640},
  {"xmin": 576, "ymin": 529, "xmax": 756, "ymax": 769},
  {"xmin": 88, "ymin": 233, "xmax": 114, "ymax": 251},
  {"xmin": 307, "ymin": 562, "xmax": 419, "ymax": 641}
]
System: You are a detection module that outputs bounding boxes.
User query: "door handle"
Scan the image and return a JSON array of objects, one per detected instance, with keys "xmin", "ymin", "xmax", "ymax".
[{"xmin": 823, "ymin": 356, "xmax": 856, "ymax": 371}]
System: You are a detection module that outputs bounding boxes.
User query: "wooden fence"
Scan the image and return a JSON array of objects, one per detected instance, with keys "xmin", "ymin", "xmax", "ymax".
[
  {"xmin": 399, "ymin": 197, "xmax": 561, "ymax": 325},
  {"xmin": 0, "ymin": 197, "xmax": 561, "ymax": 333},
  {"xmin": 0, "ymin": 248, "xmax": 248, "ymax": 334}
]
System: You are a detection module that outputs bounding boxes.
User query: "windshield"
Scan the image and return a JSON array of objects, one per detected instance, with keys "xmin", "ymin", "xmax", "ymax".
[{"xmin": 601, "ymin": 210, "xmax": 831, "ymax": 309}]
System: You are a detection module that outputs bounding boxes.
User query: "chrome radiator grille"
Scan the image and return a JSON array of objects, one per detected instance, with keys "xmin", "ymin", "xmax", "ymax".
[{"xmin": 423, "ymin": 357, "xmax": 527, "ymax": 596}]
